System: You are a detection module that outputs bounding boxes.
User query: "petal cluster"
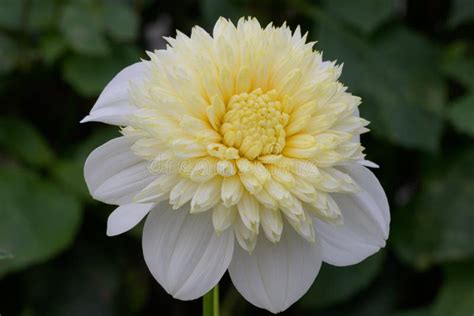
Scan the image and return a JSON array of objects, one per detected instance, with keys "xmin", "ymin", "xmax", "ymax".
[
  {"xmin": 83, "ymin": 17, "xmax": 390, "ymax": 313},
  {"xmin": 120, "ymin": 17, "xmax": 369, "ymax": 250}
]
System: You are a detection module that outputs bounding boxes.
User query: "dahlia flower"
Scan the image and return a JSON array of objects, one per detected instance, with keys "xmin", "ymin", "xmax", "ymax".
[{"xmin": 82, "ymin": 17, "xmax": 390, "ymax": 313}]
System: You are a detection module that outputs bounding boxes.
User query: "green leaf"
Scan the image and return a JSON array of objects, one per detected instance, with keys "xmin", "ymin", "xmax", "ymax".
[
  {"xmin": 372, "ymin": 28, "xmax": 445, "ymax": 114},
  {"xmin": 0, "ymin": 249, "xmax": 14, "ymax": 260},
  {"xmin": 51, "ymin": 160, "xmax": 90, "ymax": 200},
  {"xmin": 0, "ymin": 33, "xmax": 18, "ymax": 74},
  {"xmin": 322, "ymin": 0, "xmax": 396, "ymax": 33},
  {"xmin": 431, "ymin": 261, "xmax": 474, "ymax": 316},
  {"xmin": 201, "ymin": 0, "xmax": 244, "ymax": 27},
  {"xmin": 102, "ymin": 3, "xmax": 139, "ymax": 41},
  {"xmin": 316, "ymin": 21, "xmax": 444, "ymax": 151},
  {"xmin": 0, "ymin": 166, "xmax": 82, "ymax": 277},
  {"xmin": 0, "ymin": 116, "xmax": 54, "ymax": 168},
  {"xmin": 443, "ymin": 55, "xmax": 474, "ymax": 89},
  {"xmin": 299, "ymin": 267, "xmax": 398, "ymax": 316},
  {"xmin": 39, "ymin": 33, "xmax": 67, "ymax": 65},
  {"xmin": 448, "ymin": 0, "xmax": 474, "ymax": 27},
  {"xmin": 0, "ymin": 0, "xmax": 24, "ymax": 31},
  {"xmin": 25, "ymin": 246, "xmax": 121, "ymax": 316},
  {"xmin": 448, "ymin": 94, "xmax": 474, "ymax": 136},
  {"xmin": 123, "ymin": 267, "xmax": 151, "ymax": 313},
  {"xmin": 27, "ymin": 0, "xmax": 56, "ymax": 31},
  {"xmin": 299, "ymin": 251, "xmax": 385, "ymax": 309},
  {"xmin": 62, "ymin": 46, "xmax": 140, "ymax": 97},
  {"xmin": 392, "ymin": 309, "xmax": 432, "ymax": 316},
  {"xmin": 59, "ymin": 3, "xmax": 108, "ymax": 56},
  {"xmin": 392, "ymin": 150, "xmax": 474, "ymax": 269}
]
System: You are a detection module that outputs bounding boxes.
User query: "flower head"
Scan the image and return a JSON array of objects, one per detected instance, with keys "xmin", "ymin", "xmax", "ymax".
[{"xmin": 83, "ymin": 17, "xmax": 390, "ymax": 313}]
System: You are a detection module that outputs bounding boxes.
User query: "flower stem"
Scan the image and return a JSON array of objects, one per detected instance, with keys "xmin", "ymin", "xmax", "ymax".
[
  {"xmin": 203, "ymin": 284, "xmax": 219, "ymax": 316},
  {"xmin": 213, "ymin": 284, "xmax": 220, "ymax": 316}
]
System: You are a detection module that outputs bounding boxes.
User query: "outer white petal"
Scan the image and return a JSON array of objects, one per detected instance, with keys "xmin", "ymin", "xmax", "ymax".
[
  {"xmin": 106, "ymin": 203, "xmax": 155, "ymax": 236},
  {"xmin": 81, "ymin": 62, "xmax": 146, "ymax": 125},
  {"xmin": 228, "ymin": 225, "xmax": 323, "ymax": 313},
  {"xmin": 358, "ymin": 160, "xmax": 379, "ymax": 168},
  {"xmin": 314, "ymin": 164, "xmax": 390, "ymax": 266},
  {"xmin": 142, "ymin": 203, "xmax": 234, "ymax": 300},
  {"xmin": 84, "ymin": 137, "xmax": 156, "ymax": 205}
]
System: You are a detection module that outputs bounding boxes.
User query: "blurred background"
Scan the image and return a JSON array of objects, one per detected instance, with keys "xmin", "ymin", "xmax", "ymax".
[{"xmin": 0, "ymin": 0, "xmax": 473, "ymax": 315}]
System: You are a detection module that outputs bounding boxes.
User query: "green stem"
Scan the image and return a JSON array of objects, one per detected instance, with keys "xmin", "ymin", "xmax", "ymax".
[
  {"xmin": 213, "ymin": 284, "xmax": 220, "ymax": 316},
  {"xmin": 203, "ymin": 284, "xmax": 219, "ymax": 316}
]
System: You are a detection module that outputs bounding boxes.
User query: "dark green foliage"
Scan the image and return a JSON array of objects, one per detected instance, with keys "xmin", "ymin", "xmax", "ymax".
[
  {"xmin": 392, "ymin": 150, "xmax": 474, "ymax": 269},
  {"xmin": 300, "ymin": 251, "xmax": 385, "ymax": 309},
  {"xmin": 0, "ymin": 165, "xmax": 82, "ymax": 277}
]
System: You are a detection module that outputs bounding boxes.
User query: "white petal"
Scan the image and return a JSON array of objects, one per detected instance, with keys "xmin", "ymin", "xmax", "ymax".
[
  {"xmin": 190, "ymin": 177, "xmax": 222, "ymax": 213},
  {"xmin": 358, "ymin": 160, "xmax": 379, "ymax": 168},
  {"xmin": 233, "ymin": 216, "xmax": 258, "ymax": 252},
  {"xmin": 352, "ymin": 107, "xmax": 360, "ymax": 143},
  {"xmin": 221, "ymin": 175, "xmax": 243, "ymax": 207},
  {"xmin": 81, "ymin": 62, "xmax": 146, "ymax": 125},
  {"xmin": 212, "ymin": 204, "xmax": 237, "ymax": 233},
  {"xmin": 285, "ymin": 210, "xmax": 316, "ymax": 243},
  {"xmin": 260, "ymin": 207, "xmax": 283, "ymax": 243},
  {"xmin": 169, "ymin": 179, "xmax": 199, "ymax": 209},
  {"xmin": 237, "ymin": 191, "xmax": 260, "ymax": 233},
  {"xmin": 142, "ymin": 203, "xmax": 234, "ymax": 300},
  {"xmin": 314, "ymin": 164, "xmax": 390, "ymax": 266},
  {"xmin": 106, "ymin": 203, "xmax": 155, "ymax": 236},
  {"xmin": 341, "ymin": 164, "xmax": 390, "ymax": 236},
  {"xmin": 228, "ymin": 225, "xmax": 322, "ymax": 313},
  {"xmin": 84, "ymin": 137, "xmax": 155, "ymax": 205}
]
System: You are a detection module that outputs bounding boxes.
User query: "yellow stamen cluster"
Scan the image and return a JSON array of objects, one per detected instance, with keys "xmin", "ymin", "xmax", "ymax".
[{"xmin": 220, "ymin": 89, "xmax": 288, "ymax": 160}]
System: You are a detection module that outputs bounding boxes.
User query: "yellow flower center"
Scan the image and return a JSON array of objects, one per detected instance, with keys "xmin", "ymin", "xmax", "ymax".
[{"xmin": 220, "ymin": 89, "xmax": 289, "ymax": 160}]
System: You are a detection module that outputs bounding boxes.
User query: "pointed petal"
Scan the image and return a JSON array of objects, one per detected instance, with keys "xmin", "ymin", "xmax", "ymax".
[
  {"xmin": 237, "ymin": 191, "xmax": 260, "ymax": 233},
  {"xmin": 233, "ymin": 215, "xmax": 258, "ymax": 252},
  {"xmin": 84, "ymin": 137, "xmax": 155, "ymax": 205},
  {"xmin": 81, "ymin": 62, "xmax": 146, "ymax": 125},
  {"xmin": 212, "ymin": 204, "xmax": 237, "ymax": 233},
  {"xmin": 314, "ymin": 164, "xmax": 390, "ymax": 266},
  {"xmin": 142, "ymin": 203, "xmax": 234, "ymax": 300},
  {"xmin": 352, "ymin": 107, "xmax": 360, "ymax": 143},
  {"xmin": 260, "ymin": 207, "xmax": 283, "ymax": 243},
  {"xmin": 228, "ymin": 225, "xmax": 322, "ymax": 313},
  {"xmin": 107, "ymin": 203, "xmax": 155, "ymax": 236},
  {"xmin": 358, "ymin": 160, "xmax": 379, "ymax": 168}
]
